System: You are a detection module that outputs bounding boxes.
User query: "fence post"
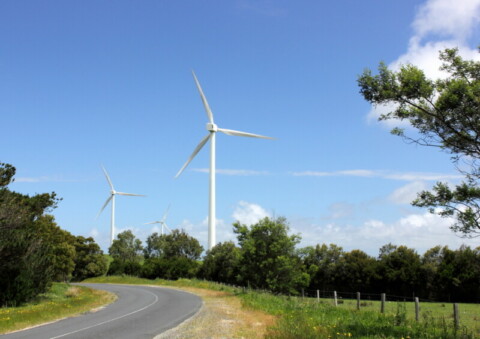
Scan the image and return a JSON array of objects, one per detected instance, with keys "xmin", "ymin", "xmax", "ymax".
[
  {"xmin": 334, "ymin": 291, "xmax": 338, "ymax": 307},
  {"xmin": 380, "ymin": 293, "xmax": 386, "ymax": 313},
  {"xmin": 302, "ymin": 288, "xmax": 304, "ymax": 300},
  {"xmin": 415, "ymin": 297, "xmax": 419, "ymax": 321},
  {"xmin": 356, "ymin": 292, "xmax": 361, "ymax": 310},
  {"xmin": 453, "ymin": 303, "xmax": 459, "ymax": 330},
  {"xmin": 316, "ymin": 290, "xmax": 320, "ymax": 303}
]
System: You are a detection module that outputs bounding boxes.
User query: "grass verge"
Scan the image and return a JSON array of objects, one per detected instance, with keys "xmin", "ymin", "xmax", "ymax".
[{"xmin": 0, "ymin": 283, "xmax": 116, "ymax": 335}]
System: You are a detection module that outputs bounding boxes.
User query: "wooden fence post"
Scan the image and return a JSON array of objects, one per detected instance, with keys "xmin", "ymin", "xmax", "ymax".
[
  {"xmin": 316, "ymin": 290, "xmax": 320, "ymax": 303},
  {"xmin": 356, "ymin": 292, "xmax": 361, "ymax": 310},
  {"xmin": 302, "ymin": 288, "xmax": 304, "ymax": 300},
  {"xmin": 453, "ymin": 303, "xmax": 459, "ymax": 330},
  {"xmin": 380, "ymin": 293, "xmax": 386, "ymax": 313},
  {"xmin": 334, "ymin": 291, "xmax": 338, "ymax": 307},
  {"xmin": 415, "ymin": 297, "xmax": 419, "ymax": 321}
]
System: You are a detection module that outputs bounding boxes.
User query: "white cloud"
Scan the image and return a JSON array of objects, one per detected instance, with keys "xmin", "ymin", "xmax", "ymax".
[
  {"xmin": 366, "ymin": 0, "xmax": 480, "ymax": 124},
  {"xmin": 412, "ymin": 0, "xmax": 480, "ymax": 41},
  {"xmin": 294, "ymin": 211, "xmax": 479, "ymax": 256},
  {"xmin": 232, "ymin": 200, "xmax": 271, "ymax": 225},
  {"xmin": 292, "ymin": 169, "xmax": 462, "ymax": 181},
  {"xmin": 389, "ymin": 181, "xmax": 428, "ymax": 204},
  {"xmin": 192, "ymin": 168, "xmax": 269, "ymax": 176}
]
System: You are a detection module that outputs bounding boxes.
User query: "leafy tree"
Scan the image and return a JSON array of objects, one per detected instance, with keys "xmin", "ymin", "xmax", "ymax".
[
  {"xmin": 234, "ymin": 217, "xmax": 309, "ymax": 294},
  {"xmin": 377, "ymin": 244, "xmax": 422, "ymax": 297},
  {"xmin": 358, "ymin": 47, "xmax": 480, "ymax": 237},
  {"xmin": 300, "ymin": 244, "xmax": 343, "ymax": 292},
  {"xmin": 144, "ymin": 229, "xmax": 203, "ymax": 260},
  {"xmin": 108, "ymin": 230, "xmax": 143, "ymax": 275},
  {"xmin": 109, "ymin": 230, "xmax": 143, "ymax": 264},
  {"xmin": 200, "ymin": 241, "xmax": 241, "ymax": 285},
  {"xmin": 72, "ymin": 236, "xmax": 108, "ymax": 281},
  {"xmin": 142, "ymin": 229, "xmax": 203, "ymax": 279},
  {"xmin": 0, "ymin": 163, "xmax": 61, "ymax": 305},
  {"xmin": 335, "ymin": 249, "xmax": 378, "ymax": 293}
]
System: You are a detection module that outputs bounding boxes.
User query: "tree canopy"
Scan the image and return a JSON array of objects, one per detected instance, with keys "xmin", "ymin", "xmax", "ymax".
[{"xmin": 358, "ymin": 47, "xmax": 480, "ymax": 237}]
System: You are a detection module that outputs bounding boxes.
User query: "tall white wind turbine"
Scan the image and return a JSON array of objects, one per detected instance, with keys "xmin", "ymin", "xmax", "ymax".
[
  {"xmin": 176, "ymin": 71, "xmax": 274, "ymax": 250},
  {"xmin": 144, "ymin": 204, "xmax": 172, "ymax": 235},
  {"xmin": 97, "ymin": 166, "xmax": 145, "ymax": 245}
]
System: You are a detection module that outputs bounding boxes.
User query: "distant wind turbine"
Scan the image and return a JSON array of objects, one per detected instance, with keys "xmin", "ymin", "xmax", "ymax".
[
  {"xmin": 97, "ymin": 166, "xmax": 145, "ymax": 245},
  {"xmin": 175, "ymin": 71, "xmax": 274, "ymax": 250},
  {"xmin": 144, "ymin": 204, "xmax": 172, "ymax": 235}
]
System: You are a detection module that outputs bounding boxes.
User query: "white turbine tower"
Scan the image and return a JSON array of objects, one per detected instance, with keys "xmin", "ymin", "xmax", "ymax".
[
  {"xmin": 144, "ymin": 204, "xmax": 172, "ymax": 235},
  {"xmin": 176, "ymin": 71, "xmax": 273, "ymax": 250},
  {"xmin": 97, "ymin": 166, "xmax": 145, "ymax": 245}
]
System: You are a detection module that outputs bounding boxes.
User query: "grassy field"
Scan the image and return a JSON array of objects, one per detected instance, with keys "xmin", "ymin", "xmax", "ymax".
[
  {"xmin": 0, "ymin": 283, "xmax": 116, "ymax": 335},
  {"xmin": 84, "ymin": 276, "xmax": 480, "ymax": 339}
]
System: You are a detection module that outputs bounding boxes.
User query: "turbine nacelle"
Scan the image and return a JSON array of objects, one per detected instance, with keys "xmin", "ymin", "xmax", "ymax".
[{"xmin": 206, "ymin": 123, "xmax": 218, "ymax": 132}]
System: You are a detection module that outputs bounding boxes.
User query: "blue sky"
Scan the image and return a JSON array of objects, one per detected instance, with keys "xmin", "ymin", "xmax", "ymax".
[{"xmin": 2, "ymin": 0, "xmax": 480, "ymax": 255}]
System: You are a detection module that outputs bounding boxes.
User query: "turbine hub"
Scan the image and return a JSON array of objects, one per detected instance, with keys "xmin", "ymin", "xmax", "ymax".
[{"xmin": 206, "ymin": 123, "xmax": 218, "ymax": 132}]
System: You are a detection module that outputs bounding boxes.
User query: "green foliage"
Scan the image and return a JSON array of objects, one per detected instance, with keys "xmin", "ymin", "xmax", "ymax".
[
  {"xmin": 142, "ymin": 256, "xmax": 199, "ymax": 280},
  {"xmin": 142, "ymin": 229, "xmax": 202, "ymax": 279},
  {"xmin": 144, "ymin": 229, "xmax": 203, "ymax": 260},
  {"xmin": 358, "ymin": 47, "xmax": 480, "ymax": 237},
  {"xmin": 0, "ymin": 163, "xmax": 67, "ymax": 305},
  {"xmin": 72, "ymin": 236, "xmax": 107, "ymax": 281},
  {"xmin": 109, "ymin": 230, "xmax": 144, "ymax": 263},
  {"xmin": 234, "ymin": 217, "xmax": 309, "ymax": 294},
  {"xmin": 199, "ymin": 241, "xmax": 241, "ymax": 285},
  {"xmin": 377, "ymin": 244, "xmax": 422, "ymax": 296}
]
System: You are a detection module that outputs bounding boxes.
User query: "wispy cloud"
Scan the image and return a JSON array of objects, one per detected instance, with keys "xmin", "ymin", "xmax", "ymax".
[
  {"xmin": 192, "ymin": 168, "xmax": 270, "ymax": 176},
  {"xmin": 15, "ymin": 175, "xmax": 74, "ymax": 183},
  {"xmin": 292, "ymin": 169, "xmax": 462, "ymax": 181}
]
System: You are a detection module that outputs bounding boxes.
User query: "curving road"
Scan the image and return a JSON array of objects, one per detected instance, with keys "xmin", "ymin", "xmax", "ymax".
[{"xmin": 2, "ymin": 283, "xmax": 202, "ymax": 339}]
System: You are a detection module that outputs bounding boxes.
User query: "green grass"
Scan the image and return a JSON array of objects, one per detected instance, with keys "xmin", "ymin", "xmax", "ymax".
[
  {"xmin": 82, "ymin": 276, "xmax": 480, "ymax": 339},
  {"xmin": 0, "ymin": 283, "xmax": 116, "ymax": 335}
]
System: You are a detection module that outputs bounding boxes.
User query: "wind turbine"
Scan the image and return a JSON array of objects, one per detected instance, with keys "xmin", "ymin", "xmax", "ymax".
[
  {"xmin": 175, "ymin": 71, "xmax": 274, "ymax": 250},
  {"xmin": 144, "ymin": 204, "xmax": 172, "ymax": 235},
  {"xmin": 97, "ymin": 166, "xmax": 145, "ymax": 245}
]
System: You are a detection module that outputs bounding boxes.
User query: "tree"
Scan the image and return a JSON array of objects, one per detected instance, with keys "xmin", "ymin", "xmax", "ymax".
[
  {"xmin": 108, "ymin": 230, "xmax": 143, "ymax": 275},
  {"xmin": 142, "ymin": 230, "xmax": 203, "ymax": 279},
  {"xmin": 234, "ymin": 217, "xmax": 309, "ymax": 294},
  {"xmin": 72, "ymin": 236, "xmax": 108, "ymax": 281},
  {"xmin": 335, "ymin": 249, "xmax": 378, "ymax": 293},
  {"xmin": 144, "ymin": 229, "xmax": 203, "ymax": 261},
  {"xmin": 300, "ymin": 244, "xmax": 343, "ymax": 292},
  {"xmin": 200, "ymin": 241, "xmax": 241, "ymax": 284},
  {"xmin": 377, "ymin": 244, "xmax": 422, "ymax": 297},
  {"xmin": 358, "ymin": 47, "xmax": 480, "ymax": 237},
  {"xmin": 0, "ymin": 162, "xmax": 61, "ymax": 305}
]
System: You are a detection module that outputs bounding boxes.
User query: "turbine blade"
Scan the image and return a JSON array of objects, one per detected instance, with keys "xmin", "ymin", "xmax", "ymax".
[
  {"xmin": 164, "ymin": 223, "xmax": 172, "ymax": 232},
  {"xmin": 144, "ymin": 221, "xmax": 160, "ymax": 225},
  {"xmin": 96, "ymin": 195, "xmax": 113, "ymax": 219},
  {"xmin": 218, "ymin": 128, "xmax": 274, "ymax": 139},
  {"xmin": 162, "ymin": 203, "xmax": 171, "ymax": 222},
  {"xmin": 101, "ymin": 165, "xmax": 114, "ymax": 190},
  {"xmin": 116, "ymin": 192, "xmax": 146, "ymax": 197},
  {"xmin": 175, "ymin": 134, "xmax": 211, "ymax": 178},
  {"xmin": 192, "ymin": 71, "xmax": 214, "ymax": 123}
]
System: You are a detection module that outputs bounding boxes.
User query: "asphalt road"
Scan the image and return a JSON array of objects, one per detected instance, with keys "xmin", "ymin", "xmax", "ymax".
[{"xmin": 2, "ymin": 283, "xmax": 202, "ymax": 339}]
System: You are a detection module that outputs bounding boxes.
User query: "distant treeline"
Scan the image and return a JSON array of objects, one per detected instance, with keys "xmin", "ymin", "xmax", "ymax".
[
  {"xmin": 2, "ymin": 162, "xmax": 479, "ymax": 306},
  {"xmin": 108, "ymin": 218, "xmax": 480, "ymax": 304}
]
